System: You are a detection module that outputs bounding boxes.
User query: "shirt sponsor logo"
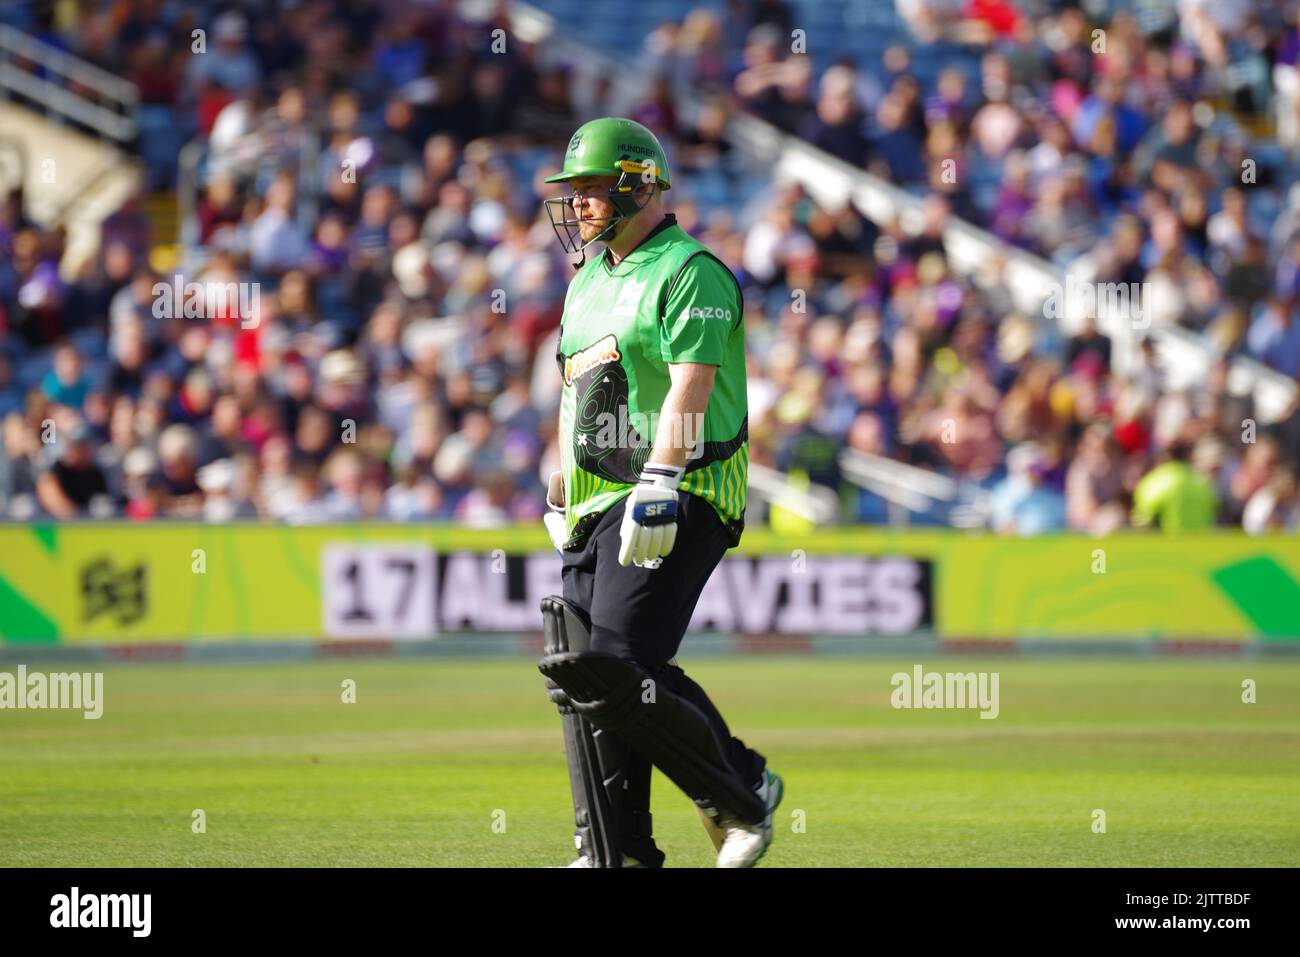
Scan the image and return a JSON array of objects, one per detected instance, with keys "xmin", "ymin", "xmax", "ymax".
[
  {"xmin": 684, "ymin": 305, "xmax": 732, "ymax": 322},
  {"xmin": 563, "ymin": 334, "xmax": 622, "ymax": 386}
]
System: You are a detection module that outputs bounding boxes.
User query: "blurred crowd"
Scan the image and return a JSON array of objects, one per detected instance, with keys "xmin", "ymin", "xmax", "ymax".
[{"xmin": 0, "ymin": 0, "xmax": 1298, "ymax": 533}]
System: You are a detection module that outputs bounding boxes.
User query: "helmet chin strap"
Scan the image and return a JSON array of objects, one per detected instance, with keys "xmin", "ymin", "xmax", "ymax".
[
  {"xmin": 571, "ymin": 217, "xmax": 621, "ymax": 270},
  {"xmin": 559, "ymin": 182, "xmax": 655, "ymax": 268}
]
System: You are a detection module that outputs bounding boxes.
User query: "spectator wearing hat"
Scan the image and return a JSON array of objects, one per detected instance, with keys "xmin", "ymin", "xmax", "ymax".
[
  {"xmin": 121, "ymin": 446, "xmax": 162, "ymax": 521},
  {"xmin": 198, "ymin": 458, "xmax": 256, "ymax": 522},
  {"xmin": 989, "ymin": 442, "xmax": 1067, "ymax": 535},
  {"xmin": 186, "ymin": 12, "xmax": 261, "ymax": 100}
]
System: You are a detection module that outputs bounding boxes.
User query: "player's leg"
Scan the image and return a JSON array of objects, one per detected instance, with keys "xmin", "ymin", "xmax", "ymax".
[
  {"xmin": 625, "ymin": 491, "xmax": 783, "ymax": 865},
  {"xmin": 661, "ymin": 662, "xmax": 765, "ymax": 789},
  {"xmin": 541, "ymin": 596, "xmax": 621, "ymax": 866},
  {"xmin": 547, "ymin": 556, "xmax": 665, "ymax": 867},
  {"xmin": 603, "ymin": 738, "xmax": 664, "ymax": 867},
  {"xmin": 539, "ymin": 649, "xmax": 768, "ymax": 827},
  {"xmin": 649, "ymin": 665, "xmax": 784, "ymax": 866},
  {"xmin": 588, "ymin": 492, "xmax": 769, "ymax": 786},
  {"xmin": 658, "ymin": 660, "xmax": 782, "ymax": 858},
  {"xmin": 556, "ymin": 488, "xmax": 769, "ymax": 832},
  {"xmin": 583, "ymin": 490, "xmax": 727, "ymax": 667}
]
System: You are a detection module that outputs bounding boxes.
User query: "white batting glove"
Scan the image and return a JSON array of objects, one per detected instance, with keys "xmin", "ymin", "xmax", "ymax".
[
  {"xmin": 543, "ymin": 512, "xmax": 568, "ymax": 551},
  {"xmin": 544, "ymin": 469, "xmax": 567, "ymax": 551},
  {"xmin": 618, "ymin": 463, "xmax": 683, "ymax": 568}
]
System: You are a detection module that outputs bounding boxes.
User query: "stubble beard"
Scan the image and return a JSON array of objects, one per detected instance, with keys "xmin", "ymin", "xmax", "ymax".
[{"xmin": 579, "ymin": 217, "xmax": 615, "ymax": 244}]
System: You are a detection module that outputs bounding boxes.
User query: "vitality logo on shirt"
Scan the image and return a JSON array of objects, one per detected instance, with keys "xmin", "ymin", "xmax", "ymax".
[
  {"xmin": 611, "ymin": 278, "xmax": 648, "ymax": 318},
  {"xmin": 563, "ymin": 334, "xmax": 622, "ymax": 387}
]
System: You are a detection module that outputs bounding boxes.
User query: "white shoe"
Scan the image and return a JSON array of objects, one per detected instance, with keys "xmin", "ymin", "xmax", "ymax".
[{"xmin": 715, "ymin": 769, "xmax": 784, "ymax": 868}]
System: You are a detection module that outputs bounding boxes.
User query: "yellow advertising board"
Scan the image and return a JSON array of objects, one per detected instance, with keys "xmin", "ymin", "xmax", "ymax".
[{"xmin": 0, "ymin": 525, "xmax": 1295, "ymax": 643}]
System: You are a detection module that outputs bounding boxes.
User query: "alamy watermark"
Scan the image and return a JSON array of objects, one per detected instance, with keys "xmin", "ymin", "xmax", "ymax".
[
  {"xmin": 50, "ymin": 887, "xmax": 150, "ymax": 937},
  {"xmin": 890, "ymin": 664, "xmax": 999, "ymax": 719},
  {"xmin": 0, "ymin": 665, "xmax": 104, "ymax": 719},
  {"xmin": 152, "ymin": 274, "xmax": 260, "ymax": 328},
  {"xmin": 1043, "ymin": 276, "xmax": 1151, "ymax": 330},
  {"xmin": 578, "ymin": 407, "xmax": 707, "ymax": 459}
]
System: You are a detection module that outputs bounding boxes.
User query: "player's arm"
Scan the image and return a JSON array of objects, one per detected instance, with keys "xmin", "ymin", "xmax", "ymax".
[
  {"xmin": 648, "ymin": 362, "xmax": 716, "ymax": 469},
  {"xmin": 618, "ymin": 255, "xmax": 738, "ymax": 567},
  {"xmin": 618, "ymin": 362, "xmax": 719, "ymax": 567}
]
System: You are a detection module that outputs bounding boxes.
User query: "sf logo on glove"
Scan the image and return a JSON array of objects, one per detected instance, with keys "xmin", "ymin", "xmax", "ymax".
[
  {"xmin": 637, "ymin": 501, "xmax": 675, "ymax": 522},
  {"xmin": 619, "ymin": 463, "xmax": 684, "ymax": 568}
]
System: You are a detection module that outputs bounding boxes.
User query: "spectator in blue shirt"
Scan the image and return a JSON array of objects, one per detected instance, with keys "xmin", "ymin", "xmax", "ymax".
[
  {"xmin": 1247, "ymin": 298, "xmax": 1300, "ymax": 377},
  {"xmin": 989, "ymin": 442, "xmax": 1067, "ymax": 535},
  {"xmin": 41, "ymin": 344, "xmax": 91, "ymax": 410}
]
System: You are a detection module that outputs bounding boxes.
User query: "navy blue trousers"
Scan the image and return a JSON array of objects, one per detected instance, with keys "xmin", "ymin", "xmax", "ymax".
[{"xmin": 560, "ymin": 491, "xmax": 767, "ymax": 864}]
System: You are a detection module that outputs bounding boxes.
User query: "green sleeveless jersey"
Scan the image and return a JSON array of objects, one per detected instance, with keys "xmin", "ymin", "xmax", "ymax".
[{"xmin": 555, "ymin": 213, "xmax": 748, "ymax": 550}]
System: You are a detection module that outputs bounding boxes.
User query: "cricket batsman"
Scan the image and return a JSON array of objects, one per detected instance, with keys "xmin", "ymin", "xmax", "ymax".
[{"xmin": 536, "ymin": 117, "xmax": 782, "ymax": 868}]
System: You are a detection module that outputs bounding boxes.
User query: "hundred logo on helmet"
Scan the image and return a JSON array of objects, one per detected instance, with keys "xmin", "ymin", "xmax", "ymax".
[{"xmin": 543, "ymin": 117, "xmax": 672, "ymax": 264}]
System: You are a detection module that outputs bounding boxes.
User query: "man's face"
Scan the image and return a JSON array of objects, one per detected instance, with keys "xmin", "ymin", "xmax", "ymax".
[
  {"xmin": 568, "ymin": 175, "xmax": 621, "ymax": 244},
  {"xmin": 545, "ymin": 170, "xmax": 655, "ymax": 255}
]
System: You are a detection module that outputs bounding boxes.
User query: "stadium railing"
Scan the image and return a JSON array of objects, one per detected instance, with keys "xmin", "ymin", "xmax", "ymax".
[
  {"xmin": 728, "ymin": 111, "xmax": 1299, "ymax": 424},
  {"xmin": 0, "ymin": 23, "xmax": 137, "ymax": 144},
  {"xmin": 838, "ymin": 448, "xmax": 992, "ymax": 528}
]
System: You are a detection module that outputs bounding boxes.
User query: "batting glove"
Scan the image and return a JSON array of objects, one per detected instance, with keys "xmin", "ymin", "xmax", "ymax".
[
  {"xmin": 618, "ymin": 463, "xmax": 683, "ymax": 568},
  {"xmin": 544, "ymin": 469, "xmax": 567, "ymax": 551},
  {"xmin": 546, "ymin": 470, "xmax": 565, "ymax": 511}
]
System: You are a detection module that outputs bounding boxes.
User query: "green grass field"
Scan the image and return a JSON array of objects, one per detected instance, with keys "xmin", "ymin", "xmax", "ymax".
[{"xmin": 1, "ymin": 657, "xmax": 1297, "ymax": 867}]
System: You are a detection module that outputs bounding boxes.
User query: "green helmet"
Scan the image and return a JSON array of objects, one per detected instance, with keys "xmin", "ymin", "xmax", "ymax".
[{"xmin": 543, "ymin": 117, "xmax": 671, "ymax": 261}]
